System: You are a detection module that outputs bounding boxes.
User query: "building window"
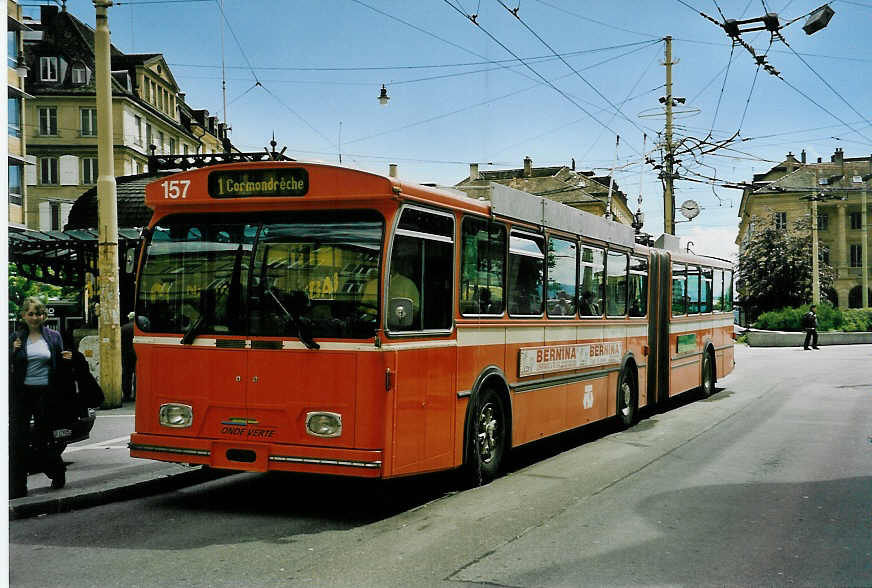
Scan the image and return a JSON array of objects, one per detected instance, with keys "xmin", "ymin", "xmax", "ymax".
[
  {"xmin": 71, "ymin": 65, "xmax": 87, "ymax": 84},
  {"xmin": 40, "ymin": 157, "xmax": 58, "ymax": 185},
  {"xmin": 39, "ymin": 107, "xmax": 58, "ymax": 135},
  {"xmin": 851, "ymin": 244, "xmax": 862, "ymax": 267},
  {"xmin": 774, "ymin": 211, "xmax": 787, "ymax": 230},
  {"xmin": 158, "ymin": 131, "xmax": 164, "ymax": 154},
  {"xmin": 134, "ymin": 115, "xmax": 142, "ymax": 145},
  {"xmin": 81, "ymin": 108, "xmax": 98, "ymax": 136},
  {"xmin": 8, "ymin": 30, "xmax": 20, "ymax": 68},
  {"xmin": 169, "ymin": 137, "xmax": 176, "ymax": 154},
  {"xmin": 8, "ymin": 164, "xmax": 23, "ymax": 206},
  {"xmin": 8, "ymin": 97, "xmax": 22, "ymax": 138},
  {"xmin": 145, "ymin": 123, "xmax": 152, "ymax": 150},
  {"xmin": 50, "ymin": 201, "xmax": 61, "ymax": 231},
  {"xmin": 850, "ymin": 212, "xmax": 862, "ymax": 230},
  {"xmin": 82, "ymin": 158, "xmax": 98, "ymax": 185},
  {"xmin": 40, "ymin": 56, "xmax": 59, "ymax": 81},
  {"xmin": 817, "ymin": 213, "xmax": 828, "ymax": 231},
  {"xmin": 183, "ymin": 143, "xmax": 189, "ymax": 155}
]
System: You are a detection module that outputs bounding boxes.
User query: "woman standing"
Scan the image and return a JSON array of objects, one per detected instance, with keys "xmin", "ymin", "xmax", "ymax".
[{"xmin": 9, "ymin": 296, "xmax": 71, "ymax": 498}]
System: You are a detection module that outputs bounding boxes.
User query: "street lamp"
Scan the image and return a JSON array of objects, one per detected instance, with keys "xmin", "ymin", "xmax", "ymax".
[{"xmin": 378, "ymin": 84, "xmax": 390, "ymax": 105}]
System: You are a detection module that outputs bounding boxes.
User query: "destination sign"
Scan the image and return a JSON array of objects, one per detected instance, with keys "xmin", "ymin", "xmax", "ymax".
[
  {"xmin": 208, "ymin": 168, "xmax": 308, "ymax": 198},
  {"xmin": 518, "ymin": 341, "xmax": 623, "ymax": 377}
]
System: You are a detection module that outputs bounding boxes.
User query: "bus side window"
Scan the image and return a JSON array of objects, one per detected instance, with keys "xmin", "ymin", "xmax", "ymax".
[
  {"xmin": 460, "ymin": 217, "xmax": 506, "ymax": 316},
  {"xmin": 724, "ymin": 270, "xmax": 734, "ymax": 311},
  {"xmin": 672, "ymin": 263, "xmax": 686, "ymax": 316},
  {"xmin": 579, "ymin": 245, "xmax": 605, "ymax": 317},
  {"xmin": 700, "ymin": 267, "xmax": 713, "ymax": 313},
  {"xmin": 628, "ymin": 255, "xmax": 648, "ymax": 317},
  {"xmin": 712, "ymin": 269, "xmax": 724, "ymax": 312},
  {"xmin": 508, "ymin": 231, "xmax": 544, "ymax": 317},
  {"xmin": 546, "ymin": 236, "xmax": 577, "ymax": 318},
  {"xmin": 389, "ymin": 207, "xmax": 454, "ymax": 332},
  {"xmin": 687, "ymin": 266, "xmax": 700, "ymax": 314},
  {"xmin": 606, "ymin": 250, "xmax": 628, "ymax": 317}
]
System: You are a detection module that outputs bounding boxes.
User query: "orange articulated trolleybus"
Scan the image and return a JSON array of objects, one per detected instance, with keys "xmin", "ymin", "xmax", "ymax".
[{"xmin": 129, "ymin": 161, "xmax": 735, "ymax": 483}]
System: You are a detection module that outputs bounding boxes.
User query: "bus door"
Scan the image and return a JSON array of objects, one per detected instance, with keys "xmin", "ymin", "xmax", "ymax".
[
  {"xmin": 387, "ymin": 206, "xmax": 457, "ymax": 475},
  {"xmin": 646, "ymin": 250, "xmax": 671, "ymax": 406}
]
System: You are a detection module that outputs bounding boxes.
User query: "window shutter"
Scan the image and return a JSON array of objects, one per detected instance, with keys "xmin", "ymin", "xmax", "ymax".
[
  {"xmin": 39, "ymin": 201, "xmax": 51, "ymax": 231},
  {"xmin": 25, "ymin": 161, "xmax": 37, "ymax": 186},
  {"xmin": 59, "ymin": 155, "xmax": 79, "ymax": 185},
  {"xmin": 60, "ymin": 202, "xmax": 73, "ymax": 229}
]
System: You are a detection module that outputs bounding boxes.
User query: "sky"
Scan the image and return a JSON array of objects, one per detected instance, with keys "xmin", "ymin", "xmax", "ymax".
[{"xmin": 26, "ymin": 0, "xmax": 872, "ymax": 260}]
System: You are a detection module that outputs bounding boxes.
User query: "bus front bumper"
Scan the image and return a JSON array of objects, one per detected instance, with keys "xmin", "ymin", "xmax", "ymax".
[{"xmin": 129, "ymin": 433, "xmax": 384, "ymax": 478}]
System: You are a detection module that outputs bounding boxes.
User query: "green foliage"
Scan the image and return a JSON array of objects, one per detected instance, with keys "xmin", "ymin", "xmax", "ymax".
[
  {"xmin": 7, "ymin": 264, "xmax": 63, "ymax": 317},
  {"xmin": 838, "ymin": 308, "xmax": 872, "ymax": 332},
  {"xmin": 737, "ymin": 215, "xmax": 835, "ymax": 314},
  {"xmin": 754, "ymin": 301, "xmax": 844, "ymax": 331}
]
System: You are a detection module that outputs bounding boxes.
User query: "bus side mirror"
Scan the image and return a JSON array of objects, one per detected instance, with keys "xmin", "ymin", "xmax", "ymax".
[{"xmin": 388, "ymin": 297, "xmax": 413, "ymax": 330}]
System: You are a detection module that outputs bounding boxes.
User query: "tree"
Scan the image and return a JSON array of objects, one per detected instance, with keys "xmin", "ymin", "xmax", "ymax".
[
  {"xmin": 737, "ymin": 215, "xmax": 835, "ymax": 315},
  {"xmin": 8, "ymin": 264, "xmax": 64, "ymax": 317}
]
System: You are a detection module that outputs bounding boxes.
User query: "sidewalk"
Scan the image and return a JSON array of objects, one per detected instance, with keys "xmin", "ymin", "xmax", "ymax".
[{"xmin": 9, "ymin": 401, "xmax": 222, "ymax": 520}]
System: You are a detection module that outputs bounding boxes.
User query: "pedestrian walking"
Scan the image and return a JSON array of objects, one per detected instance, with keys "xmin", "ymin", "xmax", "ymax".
[
  {"xmin": 803, "ymin": 304, "xmax": 820, "ymax": 350},
  {"xmin": 9, "ymin": 296, "xmax": 75, "ymax": 498}
]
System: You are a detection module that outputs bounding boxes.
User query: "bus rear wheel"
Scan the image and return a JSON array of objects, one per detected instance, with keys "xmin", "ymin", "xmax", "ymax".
[
  {"xmin": 701, "ymin": 351, "xmax": 715, "ymax": 398},
  {"xmin": 617, "ymin": 367, "xmax": 638, "ymax": 429},
  {"xmin": 466, "ymin": 387, "xmax": 506, "ymax": 486}
]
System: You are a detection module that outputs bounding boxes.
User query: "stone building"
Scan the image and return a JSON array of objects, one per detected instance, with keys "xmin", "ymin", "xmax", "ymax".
[
  {"xmin": 454, "ymin": 157, "xmax": 638, "ymax": 227},
  {"xmin": 20, "ymin": 3, "xmax": 231, "ymax": 230},
  {"xmin": 737, "ymin": 149, "xmax": 871, "ymax": 308}
]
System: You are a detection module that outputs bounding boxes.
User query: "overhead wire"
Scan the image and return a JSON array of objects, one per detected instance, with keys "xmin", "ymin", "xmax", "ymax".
[
  {"xmin": 344, "ymin": 39, "xmax": 660, "ymax": 147},
  {"xmin": 495, "ymin": 0, "xmax": 649, "ymax": 137},
  {"xmin": 440, "ymin": 0, "xmax": 640, "ymax": 155}
]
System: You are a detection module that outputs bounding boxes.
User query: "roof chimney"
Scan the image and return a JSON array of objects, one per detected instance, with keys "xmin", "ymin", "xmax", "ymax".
[
  {"xmin": 801, "ymin": 149, "xmax": 806, "ymax": 164},
  {"xmin": 571, "ymin": 157, "xmax": 575, "ymax": 171},
  {"xmin": 469, "ymin": 163, "xmax": 479, "ymax": 181},
  {"xmin": 523, "ymin": 156, "xmax": 532, "ymax": 178},
  {"xmin": 832, "ymin": 147, "xmax": 844, "ymax": 162},
  {"xmin": 388, "ymin": 164, "xmax": 397, "ymax": 178}
]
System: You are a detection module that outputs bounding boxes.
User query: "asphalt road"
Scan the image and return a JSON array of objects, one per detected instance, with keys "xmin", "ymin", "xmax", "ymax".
[{"xmin": 10, "ymin": 344, "xmax": 872, "ymax": 588}]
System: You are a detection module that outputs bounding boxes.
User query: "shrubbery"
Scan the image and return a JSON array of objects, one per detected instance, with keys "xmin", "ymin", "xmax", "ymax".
[{"xmin": 753, "ymin": 302, "xmax": 872, "ymax": 332}]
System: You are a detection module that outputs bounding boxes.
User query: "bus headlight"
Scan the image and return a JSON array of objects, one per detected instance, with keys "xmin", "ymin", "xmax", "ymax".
[
  {"xmin": 159, "ymin": 403, "xmax": 193, "ymax": 428},
  {"xmin": 306, "ymin": 412, "xmax": 342, "ymax": 438}
]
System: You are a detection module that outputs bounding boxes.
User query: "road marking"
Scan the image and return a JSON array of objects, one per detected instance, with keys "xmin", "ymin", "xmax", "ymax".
[{"xmin": 65, "ymin": 435, "xmax": 131, "ymax": 452}]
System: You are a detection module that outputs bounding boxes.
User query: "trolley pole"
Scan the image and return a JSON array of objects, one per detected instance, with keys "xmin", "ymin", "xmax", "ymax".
[
  {"xmin": 94, "ymin": 0, "xmax": 122, "ymax": 407},
  {"xmin": 663, "ymin": 36, "xmax": 676, "ymax": 235}
]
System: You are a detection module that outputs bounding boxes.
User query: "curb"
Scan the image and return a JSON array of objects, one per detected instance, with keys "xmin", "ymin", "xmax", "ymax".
[{"xmin": 9, "ymin": 466, "xmax": 230, "ymax": 521}]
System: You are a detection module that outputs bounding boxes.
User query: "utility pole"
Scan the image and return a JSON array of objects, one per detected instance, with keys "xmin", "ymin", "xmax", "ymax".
[
  {"xmin": 811, "ymin": 173, "xmax": 820, "ymax": 306},
  {"xmin": 663, "ymin": 36, "xmax": 676, "ymax": 235},
  {"xmin": 94, "ymin": 0, "xmax": 122, "ymax": 407},
  {"xmin": 863, "ymin": 178, "xmax": 869, "ymax": 309}
]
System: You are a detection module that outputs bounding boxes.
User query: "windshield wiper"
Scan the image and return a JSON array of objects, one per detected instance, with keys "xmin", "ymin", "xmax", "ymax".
[
  {"xmin": 266, "ymin": 289, "xmax": 319, "ymax": 350},
  {"xmin": 180, "ymin": 314, "xmax": 205, "ymax": 345}
]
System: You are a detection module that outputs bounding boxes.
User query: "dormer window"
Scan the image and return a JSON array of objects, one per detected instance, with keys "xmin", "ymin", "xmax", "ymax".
[
  {"xmin": 72, "ymin": 65, "xmax": 88, "ymax": 84},
  {"xmin": 40, "ymin": 56, "xmax": 58, "ymax": 81}
]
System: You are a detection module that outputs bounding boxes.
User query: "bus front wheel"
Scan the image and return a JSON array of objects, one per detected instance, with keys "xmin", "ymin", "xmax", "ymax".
[{"xmin": 466, "ymin": 387, "xmax": 506, "ymax": 485}]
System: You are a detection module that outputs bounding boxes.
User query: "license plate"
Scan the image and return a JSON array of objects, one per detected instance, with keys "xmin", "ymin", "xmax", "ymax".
[{"xmin": 53, "ymin": 428, "xmax": 72, "ymax": 439}]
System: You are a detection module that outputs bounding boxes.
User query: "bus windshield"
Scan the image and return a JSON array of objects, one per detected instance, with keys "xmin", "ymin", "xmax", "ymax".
[{"xmin": 136, "ymin": 210, "xmax": 384, "ymax": 340}]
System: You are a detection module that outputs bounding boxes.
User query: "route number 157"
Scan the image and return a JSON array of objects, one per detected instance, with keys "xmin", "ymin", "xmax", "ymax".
[{"xmin": 161, "ymin": 179, "xmax": 190, "ymax": 199}]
